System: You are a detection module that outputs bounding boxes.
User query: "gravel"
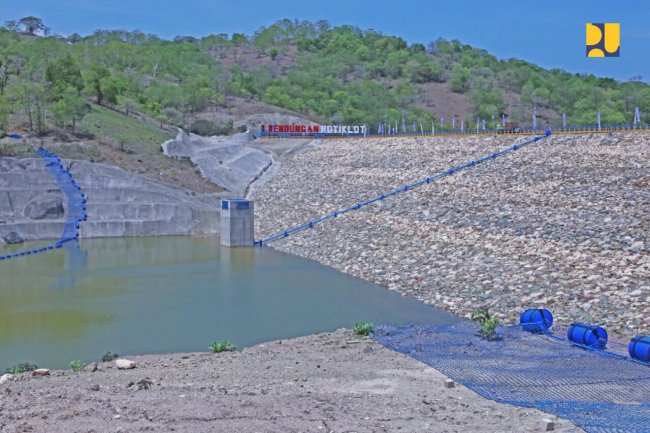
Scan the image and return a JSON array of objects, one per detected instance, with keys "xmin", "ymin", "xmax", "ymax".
[
  {"xmin": 254, "ymin": 132, "xmax": 650, "ymax": 337},
  {"xmin": 0, "ymin": 330, "xmax": 581, "ymax": 432}
]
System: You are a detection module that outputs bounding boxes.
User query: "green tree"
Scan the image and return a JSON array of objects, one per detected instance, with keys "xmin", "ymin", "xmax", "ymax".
[
  {"xmin": 3, "ymin": 20, "xmax": 20, "ymax": 33},
  {"xmin": 403, "ymin": 57, "xmax": 443, "ymax": 83},
  {"xmin": 50, "ymin": 87, "xmax": 88, "ymax": 133},
  {"xmin": 19, "ymin": 16, "xmax": 45, "ymax": 35},
  {"xmin": 100, "ymin": 75, "xmax": 125, "ymax": 106},
  {"xmin": 384, "ymin": 50, "xmax": 410, "ymax": 78},
  {"xmin": 472, "ymin": 88, "xmax": 505, "ymax": 120},
  {"xmin": 269, "ymin": 48, "xmax": 279, "ymax": 61},
  {"xmin": 8, "ymin": 81, "xmax": 47, "ymax": 133},
  {"xmin": 0, "ymin": 95, "xmax": 9, "ymax": 132},
  {"xmin": 0, "ymin": 55, "xmax": 26, "ymax": 95},
  {"xmin": 252, "ymin": 25, "xmax": 279, "ymax": 56},
  {"xmin": 84, "ymin": 63, "xmax": 110, "ymax": 104},
  {"xmin": 182, "ymin": 80, "xmax": 222, "ymax": 111},
  {"xmin": 0, "ymin": 56, "xmax": 14, "ymax": 94},
  {"xmin": 410, "ymin": 43, "xmax": 426, "ymax": 53},
  {"xmin": 450, "ymin": 65, "xmax": 470, "ymax": 93},
  {"xmin": 231, "ymin": 33, "xmax": 248, "ymax": 45},
  {"xmin": 68, "ymin": 33, "xmax": 83, "ymax": 43},
  {"xmin": 46, "ymin": 55, "xmax": 84, "ymax": 100}
]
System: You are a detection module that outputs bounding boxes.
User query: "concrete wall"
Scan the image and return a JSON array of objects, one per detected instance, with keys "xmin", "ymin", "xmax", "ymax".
[{"xmin": 0, "ymin": 157, "xmax": 221, "ymax": 242}]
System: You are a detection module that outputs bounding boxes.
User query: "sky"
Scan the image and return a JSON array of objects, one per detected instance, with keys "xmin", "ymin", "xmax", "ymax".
[{"xmin": 1, "ymin": 0, "xmax": 649, "ymax": 82}]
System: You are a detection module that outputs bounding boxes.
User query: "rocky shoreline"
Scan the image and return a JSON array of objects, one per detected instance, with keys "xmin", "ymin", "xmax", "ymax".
[
  {"xmin": 0, "ymin": 329, "xmax": 581, "ymax": 433},
  {"xmin": 254, "ymin": 132, "xmax": 650, "ymax": 337}
]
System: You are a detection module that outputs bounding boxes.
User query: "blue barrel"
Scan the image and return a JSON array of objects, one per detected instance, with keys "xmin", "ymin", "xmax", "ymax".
[
  {"xmin": 629, "ymin": 336, "xmax": 650, "ymax": 364},
  {"xmin": 520, "ymin": 309, "xmax": 553, "ymax": 333},
  {"xmin": 567, "ymin": 322, "xmax": 608, "ymax": 349}
]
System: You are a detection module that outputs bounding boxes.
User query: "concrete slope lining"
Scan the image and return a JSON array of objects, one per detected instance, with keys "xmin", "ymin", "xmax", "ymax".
[
  {"xmin": 162, "ymin": 130, "xmax": 272, "ymax": 197},
  {"xmin": 0, "ymin": 154, "xmax": 221, "ymax": 244},
  {"xmin": 0, "ymin": 149, "xmax": 87, "ymax": 261}
]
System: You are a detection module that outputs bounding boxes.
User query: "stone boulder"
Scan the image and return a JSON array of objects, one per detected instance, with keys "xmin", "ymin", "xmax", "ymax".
[
  {"xmin": 24, "ymin": 194, "xmax": 65, "ymax": 220},
  {"xmin": 115, "ymin": 359, "xmax": 136, "ymax": 370},
  {"xmin": 3, "ymin": 231, "xmax": 24, "ymax": 244},
  {"xmin": 0, "ymin": 373, "xmax": 14, "ymax": 385}
]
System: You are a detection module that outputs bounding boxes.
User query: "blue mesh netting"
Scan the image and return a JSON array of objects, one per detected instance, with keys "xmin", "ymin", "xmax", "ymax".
[
  {"xmin": 0, "ymin": 149, "xmax": 87, "ymax": 261},
  {"xmin": 372, "ymin": 322, "xmax": 650, "ymax": 433}
]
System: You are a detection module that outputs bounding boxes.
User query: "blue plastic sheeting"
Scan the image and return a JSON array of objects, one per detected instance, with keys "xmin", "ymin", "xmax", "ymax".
[
  {"xmin": 255, "ymin": 132, "xmax": 551, "ymax": 246},
  {"xmin": 372, "ymin": 322, "xmax": 650, "ymax": 433},
  {"xmin": 0, "ymin": 149, "xmax": 87, "ymax": 261}
]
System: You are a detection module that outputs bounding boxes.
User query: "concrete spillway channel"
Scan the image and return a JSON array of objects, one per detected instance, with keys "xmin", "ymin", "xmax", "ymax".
[{"xmin": 162, "ymin": 130, "xmax": 316, "ymax": 200}]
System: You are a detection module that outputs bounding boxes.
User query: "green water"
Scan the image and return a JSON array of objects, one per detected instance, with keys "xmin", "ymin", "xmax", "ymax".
[{"xmin": 0, "ymin": 236, "xmax": 456, "ymax": 370}]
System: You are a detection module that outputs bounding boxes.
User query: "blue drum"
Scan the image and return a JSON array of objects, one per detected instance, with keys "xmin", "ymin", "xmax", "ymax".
[
  {"xmin": 567, "ymin": 322, "xmax": 608, "ymax": 349},
  {"xmin": 628, "ymin": 336, "xmax": 650, "ymax": 364},
  {"xmin": 519, "ymin": 309, "xmax": 553, "ymax": 333}
]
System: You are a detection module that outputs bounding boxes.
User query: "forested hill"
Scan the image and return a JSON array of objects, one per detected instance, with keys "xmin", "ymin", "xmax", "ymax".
[{"xmin": 1, "ymin": 17, "xmax": 649, "ymax": 139}]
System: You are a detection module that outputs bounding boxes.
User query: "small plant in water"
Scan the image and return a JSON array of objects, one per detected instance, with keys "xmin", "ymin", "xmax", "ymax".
[
  {"xmin": 70, "ymin": 360, "xmax": 85, "ymax": 372},
  {"xmin": 5, "ymin": 362, "xmax": 38, "ymax": 374},
  {"xmin": 354, "ymin": 322, "xmax": 373, "ymax": 336},
  {"xmin": 101, "ymin": 352, "xmax": 119, "ymax": 362},
  {"xmin": 209, "ymin": 340, "xmax": 237, "ymax": 353}
]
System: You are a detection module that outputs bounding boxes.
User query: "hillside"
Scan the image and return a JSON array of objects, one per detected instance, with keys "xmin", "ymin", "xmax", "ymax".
[{"xmin": 1, "ymin": 18, "xmax": 649, "ymax": 147}]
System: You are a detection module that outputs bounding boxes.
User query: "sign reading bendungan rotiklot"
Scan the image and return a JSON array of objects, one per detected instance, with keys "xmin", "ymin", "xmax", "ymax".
[{"xmin": 261, "ymin": 124, "xmax": 367, "ymax": 136}]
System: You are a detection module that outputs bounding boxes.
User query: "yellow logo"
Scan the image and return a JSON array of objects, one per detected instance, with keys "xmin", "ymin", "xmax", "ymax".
[{"xmin": 586, "ymin": 23, "xmax": 620, "ymax": 57}]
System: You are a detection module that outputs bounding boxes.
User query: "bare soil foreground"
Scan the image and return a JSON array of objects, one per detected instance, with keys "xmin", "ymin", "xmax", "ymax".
[
  {"xmin": 255, "ymin": 132, "xmax": 650, "ymax": 337},
  {"xmin": 0, "ymin": 330, "xmax": 581, "ymax": 433}
]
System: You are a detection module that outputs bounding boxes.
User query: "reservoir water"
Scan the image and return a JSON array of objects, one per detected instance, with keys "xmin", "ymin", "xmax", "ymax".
[{"xmin": 0, "ymin": 236, "xmax": 457, "ymax": 370}]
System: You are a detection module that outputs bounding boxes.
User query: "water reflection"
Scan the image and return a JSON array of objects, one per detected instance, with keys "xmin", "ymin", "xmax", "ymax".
[
  {"xmin": 0, "ymin": 236, "xmax": 457, "ymax": 369},
  {"xmin": 52, "ymin": 240, "xmax": 88, "ymax": 291}
]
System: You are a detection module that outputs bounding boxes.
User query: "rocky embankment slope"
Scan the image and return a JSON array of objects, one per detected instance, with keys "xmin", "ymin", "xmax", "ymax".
[
  {"xmin": 0, "ymin": 157, "xmax": 220, "ymax": 242},
  {"xmin": 255, "ymin": 133, "xmax": 650, "ymax": 336}
]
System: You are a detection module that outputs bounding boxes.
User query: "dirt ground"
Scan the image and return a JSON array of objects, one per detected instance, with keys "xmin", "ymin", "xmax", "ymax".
[{"xmin": 0, "ymin": 329, "xmax": 581, "ymax": 433}]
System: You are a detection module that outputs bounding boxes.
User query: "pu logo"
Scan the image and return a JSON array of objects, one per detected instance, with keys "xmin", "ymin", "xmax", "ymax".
[{"xmin": 586, "ymin": 23, "xmax": 620, "ymax": 57}]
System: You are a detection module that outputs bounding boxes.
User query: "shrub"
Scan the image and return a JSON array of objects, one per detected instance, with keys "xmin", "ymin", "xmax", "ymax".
[
  {"xmin": 478, "ymin": 317, "xmax": 500, "ymax": 340},
  {"xmin": 354, "ymin": 322, "xmax": 373, "ymax": 336},
  {"xmin": 471, "ymin": 308, "xmax": 491, "ymax": 324},
  {"xmin": 472, "ymin": 308, "xmax": 500, "ymax": 340},
  {"xmin": 69, "ymin": 359, "xmax": 85, "ymax": 372},
  {"xmin": 5, "ymin": 362, "xmax": 38, "ymax": 374},
  {"xmin": 209, "ymin": 340, "xmax": 237, "ymax": 353},
  {"xmin": 101, "ymin": 351, "xmax": 119, "ymax": 362},
  {"xmin": 187, "ymin": 119, "xmax": 235, "ymax": 136}
]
